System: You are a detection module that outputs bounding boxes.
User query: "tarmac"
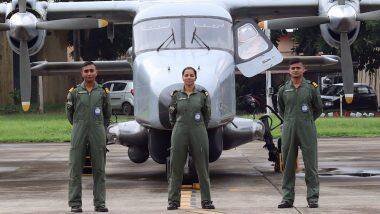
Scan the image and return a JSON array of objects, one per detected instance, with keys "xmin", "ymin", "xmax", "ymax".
[{"xmin": 0, "ymin": 137, "xmax": 379, "ymax": 214}]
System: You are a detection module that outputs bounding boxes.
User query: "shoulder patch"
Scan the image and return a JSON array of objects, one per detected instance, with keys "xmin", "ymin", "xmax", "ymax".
[
  {"xmin": 311, "ymin": 81, "xmax": 319, "ymax": 88},
  {"xmin": 171, "ymin": 90, "xmax": 178, "ymax": 97},
  {"xmin": 102, "ymin": 85, "xmax": 110, "ymax": 94},
  {"xmin": 201, "ymin": 90, "xmax": 209, "ymax": 97},
  {"xmin": 69, "ymin": 87, "xmax": 74, "ymax": 93}
]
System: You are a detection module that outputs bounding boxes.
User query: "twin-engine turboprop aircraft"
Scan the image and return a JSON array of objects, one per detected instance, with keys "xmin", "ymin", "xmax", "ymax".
[{"xmin": 1, "ymin": 0, "xmax": 379, "ymax": 177}]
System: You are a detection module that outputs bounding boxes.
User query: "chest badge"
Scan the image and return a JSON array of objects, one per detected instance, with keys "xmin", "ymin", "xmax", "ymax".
[
  {"xmin": 301, "ymin": 104, "xmax": 309, "ymax": 113},
  {"xmin": 194, "ymin": 112, "xmax": 201, "ymax": 122},
  {"xmin": 94, "ymin": 107, "xmax": 101, "ymax": 116}
]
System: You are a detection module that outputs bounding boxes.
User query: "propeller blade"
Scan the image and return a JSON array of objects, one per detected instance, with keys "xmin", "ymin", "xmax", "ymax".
[
  {"xmin": 258, "ymin": 16, "xmax": 329, "ymax": 30},
  {"xmin": 356, "ymin": 10, "xmax": 380, "ymax": 21},
  {"xmin": 338, "ymin": 0, "xmax": 345, "ymax": 5},
  {"xmin": 19, "ymin": 0, "xmax": 27, "ymax": 13},
  {"xmin": 19, "ymin": 40, "xmax": 31, "ymax": 112},
  {"xmin": 36, "ymin": 18, "xmax": 108, "ymax": 30},
  {"xmin": 0, "ymin": 23, "xmax": 10, "ymax": 31},
  {"xmin": 340, "ymin": 32, "xmax": 355, "ymax": 104}
]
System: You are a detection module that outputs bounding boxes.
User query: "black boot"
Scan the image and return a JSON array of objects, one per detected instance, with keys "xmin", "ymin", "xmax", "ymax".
[
  {"xmin": 70, "ymin": 206, "xmax": 82, "ymax": 213},
  {"xmin": 94, "ymin": 206, "xmax": 109, "ymax": 212},
  {"xmin": 167, "ymin": 201, "xmax": 180, "ymax": 210},
  {"xmin": 201, "ymin": 200, "xmax": 215, "ymax": 209},
  {"xmin": 278, "ymin": 201, "xmax": 293, "ymax": 208},
  {"xmin": 308, "ymin": 202, "xmax": 319, "ymax": 208}
]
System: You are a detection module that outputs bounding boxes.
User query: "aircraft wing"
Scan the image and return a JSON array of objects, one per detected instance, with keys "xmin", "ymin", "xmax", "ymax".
[
  {"xmin": 46, "ymin": 1, "xmax": 139, "ymax": 23},
  {"xmin": 360, "ymin": 0, "xmax": 380, "ymax": 12},
  {"xmin": 31, "ymin": 61, "xmax": 132, "ymax": 76},
  {"xmin": 271, "ymin": 55, "xmax": 340, "ymax": 70},
  {"xmin": 235, "ymin": 55, "xmax": 340, "ymax": 75},
  {"xmin": 221, "ymin": 0, "xmax": 319, "ymax": 20}
]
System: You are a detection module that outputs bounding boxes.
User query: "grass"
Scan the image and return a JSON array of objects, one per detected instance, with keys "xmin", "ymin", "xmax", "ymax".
[
  {"xmin": 0, "ymin": 113, "xmax": 133, "ymax": 142},
  {"xmin": 0, "ymin": 112, "xmax": 379, "ymax": 142},
  {"xmin": 263, "ymin": 116, "xmax": 380, "ymax": 138}
]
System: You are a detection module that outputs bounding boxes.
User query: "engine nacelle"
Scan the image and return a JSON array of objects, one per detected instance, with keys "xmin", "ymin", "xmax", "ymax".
[
  {"xmin": 319, "ymin": 0, "xmax": 360, "ymax": 48},
  {"xmin": 6, "ymin": 29, "xmax": 46, "ymax": 56},
  {"xmin": 5, "ymin": 0, "xmax": 46, "ymax": 55}
]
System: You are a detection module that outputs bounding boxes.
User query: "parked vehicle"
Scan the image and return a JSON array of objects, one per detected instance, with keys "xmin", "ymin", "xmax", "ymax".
[
  {"xmin": 321, "ymin": 83, "xmax": 378, "ymax": 112},
  {"xmin": 103, "ymin": 80, "xmax": 134, "ymax": 115}
]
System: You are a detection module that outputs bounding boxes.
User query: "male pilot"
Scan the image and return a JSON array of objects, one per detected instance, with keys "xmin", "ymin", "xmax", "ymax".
[
  {"xmin": 66, "ymin": 61, "xmax": 111, "ymax": 212},
  {"xmin": 277, "ymin": 59, "xmax": 323, "ymax": 208}
]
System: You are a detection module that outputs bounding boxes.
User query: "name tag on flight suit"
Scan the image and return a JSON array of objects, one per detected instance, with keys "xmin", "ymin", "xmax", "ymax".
[
  {"xmin": 301, "ymin": 104, "xmax": 309, "ymax": 113},
  {"xmin": 194, "ymin": 112, "xmax": 201, "ymax": 122}
]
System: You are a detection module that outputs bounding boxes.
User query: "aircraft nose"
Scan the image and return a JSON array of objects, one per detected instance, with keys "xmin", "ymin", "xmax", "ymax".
[
  {"xmin": 158, "ymin": 83, "xmax": 183, "ymax": 129},
  {"xmin": 158, "ymin": 83, "xmax": 208, "ymax": 129}
]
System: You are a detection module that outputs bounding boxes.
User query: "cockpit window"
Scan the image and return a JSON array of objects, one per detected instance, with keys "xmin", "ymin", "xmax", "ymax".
[
  {"xmin": 133, "ymin": 17, "xmax": 233, "ymax": 54},
  {"xmin": 185, "ymin": 18, "xmax": 233, "ymax": 51},
  {"xmin": 134, "ymin": 19, "xmax": 181, "ymax": 53}
]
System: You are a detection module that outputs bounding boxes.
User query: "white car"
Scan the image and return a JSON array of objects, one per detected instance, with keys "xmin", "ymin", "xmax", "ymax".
[{"xmin": 103, "ymin": 80, "xmax": 134, "ymax": 115}]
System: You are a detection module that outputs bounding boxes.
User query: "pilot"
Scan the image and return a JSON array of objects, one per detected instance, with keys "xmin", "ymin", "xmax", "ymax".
[
  {"xmin": 277, "ymin": 59, "xmax": 323, "ymax": 209},
  {"xmin": 167, "ymin": 67, "xmax": 215, "ymax": 210},
  {"xmin": 66, "ymin": 61, "xmax": 111, "ymax": 213}
]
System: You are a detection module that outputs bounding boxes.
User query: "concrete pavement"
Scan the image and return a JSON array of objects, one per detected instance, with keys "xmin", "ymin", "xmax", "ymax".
[{"xmin": 0, "ymin": 138, "xmax": 379, "ymax": 213}]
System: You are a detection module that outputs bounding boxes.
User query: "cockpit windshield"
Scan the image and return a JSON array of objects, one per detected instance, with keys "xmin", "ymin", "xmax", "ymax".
[
  {"xmin": 133, "ymin": 17, "xmax": 233, "ymax": 54},
  {"xmin": 134, "ymin": 19, "xmax": 181, "ymax": 53}
]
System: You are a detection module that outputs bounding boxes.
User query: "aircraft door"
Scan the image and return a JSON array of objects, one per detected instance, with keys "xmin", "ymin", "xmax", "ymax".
[{"xmin": 233, "ymin": 19, "xmax": 283, "ymax": 77}]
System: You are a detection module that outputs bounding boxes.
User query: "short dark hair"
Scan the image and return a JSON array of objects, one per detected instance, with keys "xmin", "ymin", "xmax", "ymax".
[
  {"xmin": 289, "ymin": 58, "xmax": 303, "ymax": 66},
  {"xmin": 182, "ymin": 66, "xmax": 197, "ymax": 77},
  {"xmin": 82, "ymin": 61, "xmax": 96, "ymax": 68}
]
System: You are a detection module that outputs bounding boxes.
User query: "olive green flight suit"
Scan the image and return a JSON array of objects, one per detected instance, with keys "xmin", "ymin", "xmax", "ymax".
[
  {"xmin": 66, "ymin": 82, "xmax": 111, "ymax": 208},
  {"xmin": 168, "ymin": 88, "xmax": 211, "ymax": 204},
  {"xmin": 278, "ymin": 78, "xmax": 323, "ymax": 204}
]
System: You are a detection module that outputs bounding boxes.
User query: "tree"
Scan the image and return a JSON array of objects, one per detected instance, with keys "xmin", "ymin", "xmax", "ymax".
[{"xmin": 55, "ymin": 0, "xmax": 132, "ymax": 60}]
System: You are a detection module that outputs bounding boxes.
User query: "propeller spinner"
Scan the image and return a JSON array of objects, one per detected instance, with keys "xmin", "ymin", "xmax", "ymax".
[
  {"xmin": 0, "ymin": 0, "xmax": 108, "ymax": 111},
  {"xmin": 259, "ymin": 0, "xmax": 380, "ymax": 104}
]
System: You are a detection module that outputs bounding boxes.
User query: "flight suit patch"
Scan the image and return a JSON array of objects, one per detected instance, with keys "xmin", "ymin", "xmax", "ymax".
[
  {"xmin": 301, "ymin": 104, "xmax": 309, "ymax": 113},
  {"xmin": 285, "ymin": 89, "xmax": 294, "ymax": 92},
  {"xmin": 194, "ymin": 112, "xmax": 201, "ymax": 122},
  {"xmin": 94, "ymin": 107, "xmax": 102, "ymax": 116}
]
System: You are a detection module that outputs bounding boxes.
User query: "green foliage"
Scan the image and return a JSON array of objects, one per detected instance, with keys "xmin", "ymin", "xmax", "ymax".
[
  {"xmin": 292, "ymin": 22, "xmax": 380, "ymax": 74},
  {"xmin": 54, "ymin": 0, "xmax": 132, "ymax": 60},
  {"xmin": 0, "ymin": 113, "xmax": 133, "ymax": 142},
  {"xmin": 243, "ymin": 114, "xmax": 380, "ymax": 138},
  {"xmin": 270, "ymin": 30, "xmax": 288, "ymax": 48},
  {"xmin": 0, "ymin": 113, "xmax": 379, "ymax": 142},
  {"xmin": 9, "ymin": 89, "xmax": 21, "ymax": 105}
]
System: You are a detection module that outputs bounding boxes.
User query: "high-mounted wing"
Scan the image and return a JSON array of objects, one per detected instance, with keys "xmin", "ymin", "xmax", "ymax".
[
  {"xmin": 361, "ymin": 0, "xmax": 380, "ymax": 12},
  {"xmin": 31, "ymin": 61, "xmax": 132, "ymax": 76},
  {"xmin": 220, "ymin": 0, "xmax": 318, "ymax": 20},
  {"xmin": 46, "ymin": 1, "xmax": 139, "ymax": 23},
  {"xmin": 271, "ymin": 55, "xmax": 340, "ymax": 70}
]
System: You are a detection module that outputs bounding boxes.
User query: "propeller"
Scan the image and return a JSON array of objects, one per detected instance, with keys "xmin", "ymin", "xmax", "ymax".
[
  {"xmin": 0, "ymin": 0, "xmax": 108, "ymax": 111},
  {"xmin": 258, "ymin": 0, "xmax": 380, "ymax": 104}
]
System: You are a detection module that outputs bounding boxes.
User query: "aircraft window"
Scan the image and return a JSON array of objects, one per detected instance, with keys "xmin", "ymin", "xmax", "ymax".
[
  {"xmin": 237, "ymin": 23, "xmax": 268, "ymax": 60},
  {"xmin": 134, "ymin": 19, "xmax": 181, "ymax": 53},
  {"xmin": 112, "ymin": 83, "xmax": 127, "ymax": 92},
  {"xmin": 185, "ymin": 18, "xmax": 233, "ymax": 51}
]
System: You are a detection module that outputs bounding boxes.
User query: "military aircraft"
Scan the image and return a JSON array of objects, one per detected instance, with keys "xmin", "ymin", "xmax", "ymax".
[{"xmin": 1, "ymin": 0, "xmax": 379, "ymax": 178}]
